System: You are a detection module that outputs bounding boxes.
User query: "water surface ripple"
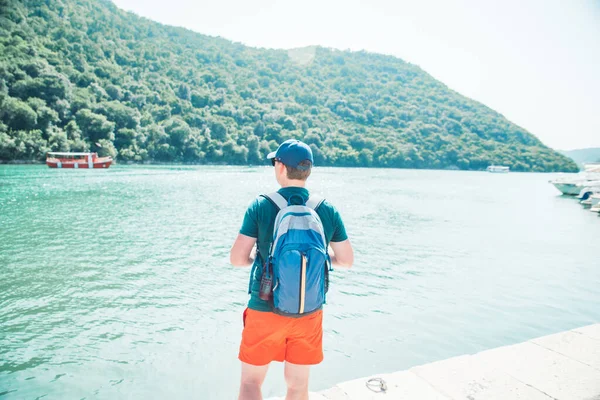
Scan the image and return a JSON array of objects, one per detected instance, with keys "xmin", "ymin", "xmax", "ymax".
[{"xmin": 1, "ymin": 165, "xmax": 599, "ymax": 398}]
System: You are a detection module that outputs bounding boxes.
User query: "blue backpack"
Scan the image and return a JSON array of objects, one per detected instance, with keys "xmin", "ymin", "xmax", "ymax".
[{"xmin": 256, "ymin": 192, "xmax": 331, "ymax": 316}]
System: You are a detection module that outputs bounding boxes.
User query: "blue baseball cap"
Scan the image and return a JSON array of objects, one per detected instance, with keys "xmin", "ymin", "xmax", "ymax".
[{"xmin": 267, "ymin": 139, "xmax": 314, "ymax": 170}]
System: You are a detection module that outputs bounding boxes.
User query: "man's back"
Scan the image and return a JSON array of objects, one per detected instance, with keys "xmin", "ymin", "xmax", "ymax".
[
  {"xmin": 229, "ymin": 139, "xmax": 353, "ymax": 400},
  {"xmin": 240, "ymin": 186, "xmax": 348, "ymax": 312}
]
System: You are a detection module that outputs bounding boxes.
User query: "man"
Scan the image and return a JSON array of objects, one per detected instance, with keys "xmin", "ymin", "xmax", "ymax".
[{"xmin": 230, "ymin": 139, "xmax": 354, "ymax": 400}]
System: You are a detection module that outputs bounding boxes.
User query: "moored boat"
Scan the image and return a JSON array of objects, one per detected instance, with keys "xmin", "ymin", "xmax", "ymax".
[
  {"xmin": 46, "ymin": 152, "xmax": 112, "ymax": 169},
  {"xmin": 578, "ymin": 186, "xmax": 600, "ymax": 203},
  {"xmin": 549, "ymin": 163, "xmax": 600, "ymax": 195},
  {"xmin": 486, "ymin": 165, "xmax": 509, "ymax": 173}
]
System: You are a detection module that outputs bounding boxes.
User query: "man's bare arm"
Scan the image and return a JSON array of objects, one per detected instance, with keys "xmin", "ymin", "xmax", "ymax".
[
  {"xmin": 230, "ymin": 234, "xmax": 257, "ymax": 267},
  {"xmin": 329, "ymin": 239, "xmax": 354, "ymax": 268}
]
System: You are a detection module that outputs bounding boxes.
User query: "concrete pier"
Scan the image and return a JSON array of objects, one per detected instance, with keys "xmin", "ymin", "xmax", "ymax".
[{"xmin": 273, "ymin": 323, "xmax": 600, "ymax": 400}]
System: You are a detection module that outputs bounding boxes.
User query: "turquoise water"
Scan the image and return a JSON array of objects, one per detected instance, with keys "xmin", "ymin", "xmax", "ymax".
[{"xmin": 1, "ymin": 165, "xmax": 599, "ymax": 399}]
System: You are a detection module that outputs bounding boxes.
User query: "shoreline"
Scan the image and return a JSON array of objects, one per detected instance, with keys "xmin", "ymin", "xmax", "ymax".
[{"xmin": 0, "ymin": 160, "xmax": 579, "ymax": 173}]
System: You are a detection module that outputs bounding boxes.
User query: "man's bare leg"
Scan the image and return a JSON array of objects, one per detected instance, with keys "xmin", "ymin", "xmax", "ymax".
[
  {"xmin": 284, "ymin": 362, "xmax": 310, "ymax": 400},
  {"xmin": 238, "ymin": 362, "xmax": 269, "ymax": 400}
]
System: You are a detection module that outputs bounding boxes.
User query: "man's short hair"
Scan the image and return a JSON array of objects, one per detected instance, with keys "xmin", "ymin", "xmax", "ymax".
[{"xmin": 285, "ymin": 160, "xmax": 312, "ymax": 180}]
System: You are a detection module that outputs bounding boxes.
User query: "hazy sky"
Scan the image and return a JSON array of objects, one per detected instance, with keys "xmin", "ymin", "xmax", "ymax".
[{"xmin": 112, "ymin": 0, "xmax": 600, "ymax": 150}]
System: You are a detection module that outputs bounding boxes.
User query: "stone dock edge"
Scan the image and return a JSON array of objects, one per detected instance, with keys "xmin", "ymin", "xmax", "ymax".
[{"xmin": 270, "ymin": 323, "xmax": 600, "ymax": 400}]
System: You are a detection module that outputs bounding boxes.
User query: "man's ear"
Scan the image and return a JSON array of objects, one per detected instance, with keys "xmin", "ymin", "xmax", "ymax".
[{"xmin": 277, "ymin": 162, "xmax": 286, "ymax": 175}]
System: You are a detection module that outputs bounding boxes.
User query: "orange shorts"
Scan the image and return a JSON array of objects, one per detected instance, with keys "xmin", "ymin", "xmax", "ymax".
[{"xmin": 239, "ymin": 308, "xmax": 323, "ymax": 366}]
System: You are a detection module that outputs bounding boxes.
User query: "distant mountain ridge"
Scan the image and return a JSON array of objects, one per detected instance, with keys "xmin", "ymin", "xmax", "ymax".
[
  {"xmin": 0, "ymin": 0, "xmax": 578, "ymax": 172},
  {"xmin": 559, "ymin": 148, "xmax": 600, "ymax": 167}
]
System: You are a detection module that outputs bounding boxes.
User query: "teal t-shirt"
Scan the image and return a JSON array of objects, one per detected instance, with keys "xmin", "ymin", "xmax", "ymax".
[{"xmin": 239, "ymin": 187, "xmax": 348, "ymax": 312}]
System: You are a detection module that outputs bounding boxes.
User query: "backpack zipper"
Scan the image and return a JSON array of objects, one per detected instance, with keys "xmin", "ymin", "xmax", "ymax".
[{"xmin": 299, "ymin": 253, "xmax": 307, "ymax": 314}]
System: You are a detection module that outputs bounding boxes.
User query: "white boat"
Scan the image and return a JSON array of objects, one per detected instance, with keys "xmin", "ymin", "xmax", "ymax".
[
  {"xmin": 587, "ymin": 191, "xmax": 600, "ymax": 212},
  {"xmin": 487, "ymin": 165, "xmax": 509, "ymax": 173},
  {"xmin": 549, "ymin": 163, "xmax": 600, "ymax": 195},
  {"xmin": 578, "ymin": 186, "xmax": 600, "ymax": 202}
]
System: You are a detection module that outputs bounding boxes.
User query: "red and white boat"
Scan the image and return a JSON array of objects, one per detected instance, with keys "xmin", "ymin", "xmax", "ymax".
[{"xmin": 46, "ymin": 152, "xmax": 113, "ymax": 169}]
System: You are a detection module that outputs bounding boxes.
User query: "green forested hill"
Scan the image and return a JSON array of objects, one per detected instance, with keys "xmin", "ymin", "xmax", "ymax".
[{"xmin": 0, "ymin": 0, "xmax": 578, "ymax": 171}]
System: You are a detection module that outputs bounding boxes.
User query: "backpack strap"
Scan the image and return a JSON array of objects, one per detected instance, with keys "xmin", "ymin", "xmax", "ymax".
[
  {"xmin": 261, "ymin": 192, "xmax": 288, "ymax": 211},
  {"xmin": 306, "ymin": 195, "xmax": 325, "ymax": 211},
  {"xmin": 248, "ymin": 259, "xmax": 258, "ymax": 295}
]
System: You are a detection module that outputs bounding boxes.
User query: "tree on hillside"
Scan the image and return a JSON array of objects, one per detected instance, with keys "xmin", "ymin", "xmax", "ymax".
[
  {"xmin": 75, "ymin": 109, "xmax": 115, "ymax": 144},
  {"xmin": 0, "ymin": 0, "xmax": 579, "ymax": 172}
]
